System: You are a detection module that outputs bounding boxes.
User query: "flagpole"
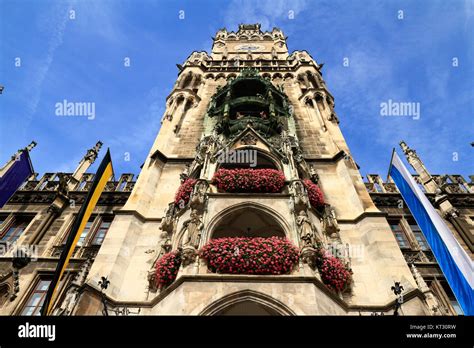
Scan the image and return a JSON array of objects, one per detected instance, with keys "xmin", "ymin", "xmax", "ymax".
[
  {"xmin": 386, "ymin": 147, "xmax": 395, "ymax": 182},
  {"xmin": 40, "ymin": 149, "xmax": 113, "ymax": 315}
]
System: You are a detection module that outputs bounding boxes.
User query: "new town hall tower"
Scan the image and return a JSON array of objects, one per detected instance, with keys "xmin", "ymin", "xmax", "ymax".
[
  {"xmin": 4, "ymin": 24, "xmax": 468, "ymax": 315},
  {"xmin": 75, "ymin": 23, "xmax": 425, "ymax": 315}
]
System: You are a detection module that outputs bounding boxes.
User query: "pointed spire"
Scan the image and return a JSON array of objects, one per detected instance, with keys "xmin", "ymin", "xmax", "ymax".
[
  {"xmin": 70, "ymin": 141, "xmax": 103, "ymax": 187},
  {"xmin": 25, "ymin": 141, "xmax": 37, "ymax": 152},
  {"xmin": 0, "ymin": 141, "xmax": 37, "ymax": 177},
  {"xmin": 72, "ymin": 257, "xmax": 93, "ymax": 287},
  {"xmin": 399, "ymin": 140, "xmax": 437, "ymax": 193},
  {"xmin": 410, "ymin": 264, "xmax": 429, "ymax": 293},
  {"xmin": 84, "ymin": 141, "xmax": 103, "ymax": 164}
]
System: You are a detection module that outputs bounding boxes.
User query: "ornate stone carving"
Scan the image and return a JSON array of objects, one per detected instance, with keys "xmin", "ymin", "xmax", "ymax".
[
  {"xmin": 180, "ymin": 209, "xmax": 204, "ymax": 250},
  {"xmin": 296, "ymin": 210, "xmax": 323, "ymax": 248},
  {"xmin": 147, "ymin": 231, "xmax": 172, "ymax": 292},
  {"xmin": 153, "ymin": 232, "xmax": 172, "ymax": 264},
  {"xmin": 410, "ymin": 264, "xmax": 441, "ymax": 315},
  {"xmin": 54, "ymin": 257, "xmax": 92, "ymax": 315},
  {"xmin": 189, "ymin": 179, "xmax": 208, "ymax": 212},
  {"xmin": 290, "ymin": 180, "xmax": 309, "ymax": 212},
  {"xmin": 159, "ymin": 203, "xmax": 177, "ymax": 234},
  {"xmin": 309, "ymin": 165, "xmax": 319, "ymax": 184},
  {"xmin": 240, "ymin": 133, "xmax": 258, "ymax": 145},
  {"xmin": 57, "ymin": 173, "xmax": 69, "ymax": 197},
  {"xmin": 180, "ymin": 163, "xmax": 191, "ymax": 183},
  {"xmin": 322, "ymin": 204, "xmax": 340, "ymax": 239},
  {"xmin": 84, "ymin": 141, "xmax": 102, "ymax": 163},
  {"xmin": 300, "ymin": 246, "xmax": 318, "ymax": 269}
]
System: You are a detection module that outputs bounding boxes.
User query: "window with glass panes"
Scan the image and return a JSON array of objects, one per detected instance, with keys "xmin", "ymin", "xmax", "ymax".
[
  {"xmin": 409, "ymin": 222, "xmax": 429, "ymax": 250},
  {"xmin": 76, "ymin": 217, "xmax": 95, "ymax": 246},
  {"xmin": 0, "ymin": 216, "xmax": 32, "ymax": 244},
  {"xmin": 389, "ymin": 221, "xmax": 410, "ymax": 248},
  {"xmin": 20, "ymin": 279, "xmax": 51, "ymax": 316},
  {"xmin": 62, "ymin": 216, "xmax": 95, "ymax": 246},
  {"xmin": 441, "ymin": 281, "xmax": 464, "ymax": 315},
  {"xmin": 91, "ymin": 217, "xmax": 112, "ymax": 245}
]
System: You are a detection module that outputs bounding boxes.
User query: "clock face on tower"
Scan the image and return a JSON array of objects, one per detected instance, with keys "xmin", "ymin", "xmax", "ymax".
[{"xmin": 234, "ymin": 44, "xmax": 265, "ymax": 52}]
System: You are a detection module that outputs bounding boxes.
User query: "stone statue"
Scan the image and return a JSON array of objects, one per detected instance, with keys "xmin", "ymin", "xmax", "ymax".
[
  {"xmin": 190, "ymin": 179, "xmax": 208, "ymax": 211},
  {"xmin": 155, "ymin": 231, "xmax": 172, "ymax": 262},
  {"xmin": 181, "ymin": 210, "xmax": 204, "ymax": 249},
  {"xmin": 180, "ymin": 163, "xmax": 191, "ymax": 183},
  {"xmin": 309, "ymin": 165, "xmax": 319, "ymax": 184},
  {"xmin": 322, "ymin": 204, "xmax": 340, "ymax": 239},
  {"xmin": 296, "ymin": 210, "xmax": 322, "ymax": 248},
  {"xmin": 57, "ymin": 173, "xmax": 69, "ymax": 196},
  {"xmin": 54, "ymin": 286, "xmax": 79, "ymax": 315},
  {"xmin": 147, "ymin": 231, "xmax": 172, "ymax": 292},
  {"xmin": 290, "ymin": 180, "xmax": 308, "ymax": 211},
  {"xmin": 159, "ymin": 203, "xmax": 176, "ymax": 233}
]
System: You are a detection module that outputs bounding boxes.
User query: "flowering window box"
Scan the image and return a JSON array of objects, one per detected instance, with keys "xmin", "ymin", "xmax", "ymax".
[
  {"xmin": 303, "ymin": 179, "xmax": 325, "ymax": 209},
  {"xmin": 154, "ymin": 251, "xmax": 182, "ymax": 288},
  {"xmin": 200, "ymin": 237, "xmax": 299, "ymax": 275},
  {"xmin": 212, "ymin": 168, "xmax": 285, "ymax": 193},
  {"xmin": 315, "ymin": 248, "xmax": 352, "ymax": 292},
  {"xmin": 174, "ymin": 178, "xmax": 197, "ymax": 207}
]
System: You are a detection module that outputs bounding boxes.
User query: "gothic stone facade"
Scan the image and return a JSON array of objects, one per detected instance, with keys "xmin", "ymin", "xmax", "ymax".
[{"xmin": 1, "ymin": 24, "xmax": 472, "ymax": 316}]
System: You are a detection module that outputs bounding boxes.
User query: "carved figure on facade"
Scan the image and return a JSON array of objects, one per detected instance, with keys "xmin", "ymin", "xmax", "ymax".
[
  {"xmin": 322, "ymin": 204, "xmax": 340, "ymax": 239},
  {"xmin": 189, "ymin": 179, "xmax": 208, "ymax": 212},
  {"xmin": 180, "ymin": 209, "xmax": 204, "ymax": 250},
  {"xmin": 159, "ymin": 203, "xmax": 177, "ymax": 234},
  {"xmin": 296, "ymin": 210, "xmax": 323, "ymax": 248},
  {"xmin": 290, "ymin": 180, "xmax": 309, "ymax": 212}
]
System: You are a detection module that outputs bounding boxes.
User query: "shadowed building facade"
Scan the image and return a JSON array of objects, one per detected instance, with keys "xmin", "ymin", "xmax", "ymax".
[{"xmin": 0, "ymin": 24, "xmax": 472, "ymax": 316}]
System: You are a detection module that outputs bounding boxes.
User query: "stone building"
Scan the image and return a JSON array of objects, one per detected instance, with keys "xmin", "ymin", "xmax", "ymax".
[{"xmin": 0, "ymin": 24, "xmax": 472, "ymax": 316}]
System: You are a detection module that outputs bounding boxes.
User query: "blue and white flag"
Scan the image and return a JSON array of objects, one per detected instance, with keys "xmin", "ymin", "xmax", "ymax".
[
  {"xmin": 389, "ymin": 152, "xmax": 474, "ymax": 315},
  {"xmin": 0, "ymin": 150, "xmax": 34, "ymax": 208}
]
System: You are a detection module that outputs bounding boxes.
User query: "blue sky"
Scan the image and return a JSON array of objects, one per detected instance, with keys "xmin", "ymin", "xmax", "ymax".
[{"xmin": 0, "ymin": 0, "xmax": 472, "ymax": 180}]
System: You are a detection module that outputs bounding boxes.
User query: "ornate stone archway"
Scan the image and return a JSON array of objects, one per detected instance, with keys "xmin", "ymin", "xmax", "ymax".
[
  {"xmin": 203, "ymin": 202, "xmax": 291, "ymax": 242},
  {"xmin": 199, "ymin": 290, "xmax": 296, "ymax": 316}
]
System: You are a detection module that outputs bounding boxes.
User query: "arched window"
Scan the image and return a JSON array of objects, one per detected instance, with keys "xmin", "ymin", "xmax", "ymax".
[
  {"xmin": 211, "ymin": 205, "xmax": 286, "ymax": 239},
  {"xmin": 232, "ymin": 79, "xmax": 266, "ymax": 99},
  {"xmin": 200, "ymin": 290, "xmax": 295, "ymax": 316},
  {"xmin": 218, "ymin": 149, "xmax": 279, "ymax": 170}
]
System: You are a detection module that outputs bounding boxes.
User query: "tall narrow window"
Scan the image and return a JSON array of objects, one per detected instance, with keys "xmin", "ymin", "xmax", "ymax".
[
  {"xmin": 91, "ymin": 217, "xmax": 112, "ymax": 245},
  {"xmin": 441, "ymin": 281, "xmax": 463, "ymax": 315},
  {"xmin": 389, "ymin": 221, "xmax": 410, "ymax": 249},
  {"xmin": 409, "ymin": 222, "xmax": 430, "ymax": 250},
  {"xmin": 20, "ymin": 279, "xmax": 51, "ymax": 316},
  {"xmin": 76, "ymin": 218, "xmax": 95, "ymax": 247},
  {"xmin": 0, "ymin": 216, "xmax": 33, "ymax": 244}
]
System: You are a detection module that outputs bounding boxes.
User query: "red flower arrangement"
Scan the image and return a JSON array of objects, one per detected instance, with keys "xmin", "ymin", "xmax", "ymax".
[
  {"xmin": 200, "ymin": 236, "xmax": 299, "ymax": 275},
  {"xmin": 303, "ymin": 179, "xmax": 325, "ymax": 208},
  {"xmin": 154, "ymin": 251, "xmax": 182, "ymax": 287},
  {"xmin": 315, "ymin": 248, "xmax": 352, "ymax": 292},
  {"xmin": 174, "ymin": 178, "xmax": 197, "ymax": 206},
  {"xmin": 212, "ymin": 168, "xmax": 285, "ymax": 193}
]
